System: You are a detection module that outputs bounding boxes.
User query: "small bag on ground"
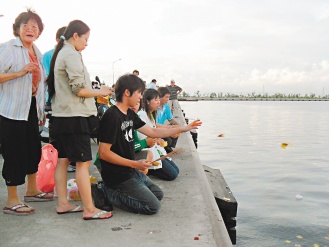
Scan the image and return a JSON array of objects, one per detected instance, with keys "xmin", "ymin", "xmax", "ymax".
[{"xmin": 36, "ymin": 144, "xmax": 58, "ymax": 193}]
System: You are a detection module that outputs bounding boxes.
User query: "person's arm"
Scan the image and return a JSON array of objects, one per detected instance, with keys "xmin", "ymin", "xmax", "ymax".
[
  {"xmin": 98, "ymin": 142, "xmax": 151, "ymax": 170},
  {"xmin": 77, "ymin": 85, "xmax": 113, "ymax": 98},
  {"xmin": 155, "ymin": 123, "xmax": 180, "ymax": 138},
  {"xmin": 0, "ymin": 44, "xmax": 26, "ymax": 83},
  {"xmin": 0, "ymin": 63, "xmax": 37, "ymax": 83},
  {"xmin": 155, "ymin": 123, "xmax": 170, "ymax": 129},
  {"xmin": 138, "ymin": 119, "xmax": 201, "ymax": 138},
  {"xmin": 177, "ymin": 86, "xmax": 182, "ymax": 95},
  {"xmin": 64, "ymin": 52, "xmax": 112, "ymax": 98}
]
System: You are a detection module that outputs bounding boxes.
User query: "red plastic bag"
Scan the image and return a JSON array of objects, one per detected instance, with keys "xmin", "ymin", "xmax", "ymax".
[{"xmin": 36, "ymin": 144, "xmax": 58, "ymax": 193}]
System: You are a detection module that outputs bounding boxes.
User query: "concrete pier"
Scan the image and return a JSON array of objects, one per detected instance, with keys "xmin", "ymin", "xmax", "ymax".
[{"xmin": 0, "ymin": 102, "xmax": 232, "ymax": 247}]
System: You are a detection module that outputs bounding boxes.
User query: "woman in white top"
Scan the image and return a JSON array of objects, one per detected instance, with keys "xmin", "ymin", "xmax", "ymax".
[{"xmin": 137, "ymin": 89, "xmax": 179, "ymax": 181}]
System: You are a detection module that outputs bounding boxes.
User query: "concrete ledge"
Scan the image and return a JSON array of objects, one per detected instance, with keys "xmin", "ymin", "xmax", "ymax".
[
  {"xmin": 174, "ymin": 101, "xmax": 233, "ymax": 246},
  {"xmin": 204, "ymin": 165, "xmax": 238, "ymax": 244}
]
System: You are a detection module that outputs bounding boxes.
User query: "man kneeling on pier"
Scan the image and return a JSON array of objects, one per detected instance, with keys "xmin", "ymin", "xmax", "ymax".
[{"xmin": 92, "ymin": 74, "xmax": 201, "ymax": 215}]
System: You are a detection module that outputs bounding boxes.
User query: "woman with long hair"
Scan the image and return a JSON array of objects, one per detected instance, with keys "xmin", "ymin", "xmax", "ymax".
[
  {"xmin": 137, "ymin": 89, "xmax": 179, "ymax": 181},
  {"xmin": 47, "ymin": 20, "xmax": 112, "ymax": 220}
]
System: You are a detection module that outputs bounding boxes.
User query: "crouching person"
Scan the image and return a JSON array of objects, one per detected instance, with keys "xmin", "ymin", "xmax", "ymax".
[{"xmin": 93, "ymin": 74, "xmax": 202, "ymax": 215}]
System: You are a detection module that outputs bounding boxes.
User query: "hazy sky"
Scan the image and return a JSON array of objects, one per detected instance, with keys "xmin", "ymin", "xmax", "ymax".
[{"xmin": 1, "ymin": 0, "xmax": 329, "ymax": 96}]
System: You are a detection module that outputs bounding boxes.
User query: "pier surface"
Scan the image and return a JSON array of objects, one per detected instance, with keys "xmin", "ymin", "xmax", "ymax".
[{"xmin": 0, "ymin": 102, "xmax": 232, "ymax": 247}]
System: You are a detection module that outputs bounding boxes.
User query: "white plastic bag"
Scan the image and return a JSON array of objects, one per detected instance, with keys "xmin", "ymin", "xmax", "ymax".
[
  {"xmin": 67, "ymin": 179, "xmax": 81, "ymax": 201},
  {"xmin": 148, "ymin": 144, "xmax": 168, "ymax": 170}
]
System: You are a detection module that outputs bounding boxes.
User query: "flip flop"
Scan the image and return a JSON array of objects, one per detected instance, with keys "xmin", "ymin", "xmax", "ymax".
[
  {"xmin": 24, "ymin": 192, "xmax": 54, "ymax": 202},
  {"xmin": 83, "ymin": 211, "xmax": 113, "ymax": 220},
  {"xmin": 57, "ymin": 205, "xmax": 84, "ymax": 214},
  {"xmin": 3, "ymin": 204, "xmax": 35, "ymax": 216}
]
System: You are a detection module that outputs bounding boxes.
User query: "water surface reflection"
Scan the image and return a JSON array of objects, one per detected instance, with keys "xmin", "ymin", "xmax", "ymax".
[{"xmin": 180, "ymin": 101, "xmax": 329, "ymax": 246}]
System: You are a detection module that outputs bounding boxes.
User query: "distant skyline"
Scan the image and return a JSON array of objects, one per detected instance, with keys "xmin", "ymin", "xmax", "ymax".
[{"xmin": 1, "ymin": 0, "xmax": 328, "ymax": 96}]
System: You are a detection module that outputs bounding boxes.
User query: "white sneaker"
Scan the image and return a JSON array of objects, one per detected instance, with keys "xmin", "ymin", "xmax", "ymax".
[{"xmin": 67, "ymin": 164, "xmax": 76, "ymax": 172}]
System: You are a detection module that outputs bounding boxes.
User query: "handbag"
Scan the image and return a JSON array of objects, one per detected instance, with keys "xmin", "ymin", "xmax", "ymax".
[{"xmin": 36, "ymin": 144, "xmax": 58, "ymax": 192}]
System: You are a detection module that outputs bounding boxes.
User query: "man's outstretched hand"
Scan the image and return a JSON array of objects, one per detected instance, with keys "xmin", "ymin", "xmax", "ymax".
[{"xmin": 188, "ymin": 119, "xmax": 202, "ymax": 128}]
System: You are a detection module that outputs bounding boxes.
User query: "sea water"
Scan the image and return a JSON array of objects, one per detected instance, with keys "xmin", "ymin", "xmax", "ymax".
[{"xmin": 180, "ymin": 100, "xmax": 329, "ymax": 247}]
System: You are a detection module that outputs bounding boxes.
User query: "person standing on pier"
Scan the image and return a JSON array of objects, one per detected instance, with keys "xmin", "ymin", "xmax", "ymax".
[
  {"xmin": 146, "ymin": 79, "xmax": 157, "ymax": 89},
  {"xmin": 42, "ymin": 26, "xmax": 67, "ymax": 77},
  {"xmin": 47, "ymin": 20, "xmax": 113, "ymax": 220},
  {"xmin": 0, "ymin": 9, "xmax": 53, "ymax": 216},
  {"xmin": 167, "ymin": 79, "xmax": 182, "ymax": 111}
]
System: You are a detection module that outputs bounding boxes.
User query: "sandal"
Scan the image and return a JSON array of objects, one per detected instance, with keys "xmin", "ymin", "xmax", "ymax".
[
  {"xmin": 3, "ymin": 204, "xmax": 35, "ymax": 216},
  {"xmin": 83, "ymin": 211, "xmax": 113, "ymax": 220},
  {"xmin": 24, "ymin": 192, "xmax": 54, "ymax": 202}
]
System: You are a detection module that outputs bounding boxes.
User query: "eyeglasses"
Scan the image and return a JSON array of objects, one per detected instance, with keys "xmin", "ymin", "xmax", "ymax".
[{"xmin": 21, "ymin": 24, "xmax": 39, "ymax": 31}]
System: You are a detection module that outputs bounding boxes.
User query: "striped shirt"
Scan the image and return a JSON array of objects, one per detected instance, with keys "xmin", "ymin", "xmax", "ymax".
[
  {"xmin": 0, "ymin": 38, "xmax": 46, "ymax": 121},
  {"xmin": 167, "ymin": 85, "xmax": 182, "ymax": 100}
]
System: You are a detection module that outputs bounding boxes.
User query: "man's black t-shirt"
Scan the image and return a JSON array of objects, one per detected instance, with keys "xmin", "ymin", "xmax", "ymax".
[{"xmin": 99, "ymin": 105, "xmax": 145, "ymax": 187}]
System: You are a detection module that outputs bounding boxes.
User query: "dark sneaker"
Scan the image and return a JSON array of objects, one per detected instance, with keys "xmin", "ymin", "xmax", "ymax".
[{"xmin": 91, "ymin": 183, "xmax": 113, "ymax": 211}]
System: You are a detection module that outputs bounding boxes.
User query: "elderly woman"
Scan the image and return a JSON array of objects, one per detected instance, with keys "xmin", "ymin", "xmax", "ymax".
[{"xmin": 0, "ymin": 9, "xmax": 53, "ymax": 216}]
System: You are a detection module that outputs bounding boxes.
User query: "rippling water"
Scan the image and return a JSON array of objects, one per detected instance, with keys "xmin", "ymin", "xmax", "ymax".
[{"xmin": 180, "ymin": 101, "xmax": 329, "ymax": 247}]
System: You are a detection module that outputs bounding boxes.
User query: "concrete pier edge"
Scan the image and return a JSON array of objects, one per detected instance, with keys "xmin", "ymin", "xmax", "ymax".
[{"xmin": 175, "ymin": 102, "xmax": 233, "ymax": 246}]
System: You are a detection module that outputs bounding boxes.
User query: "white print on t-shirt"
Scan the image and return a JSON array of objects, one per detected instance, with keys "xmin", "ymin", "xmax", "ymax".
[
  {"xmin": 121, "ymin": 120, "xmax": 134, "ymax": 142},
  {"xmin": 121, "ymin": 120, "xmax": 133, "ymax": 130}
]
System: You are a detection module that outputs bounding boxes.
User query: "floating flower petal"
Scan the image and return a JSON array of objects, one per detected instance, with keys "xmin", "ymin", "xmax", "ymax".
[{"xmin": 281, "ymin": 143, "xmax": 288, "ymax": 149}]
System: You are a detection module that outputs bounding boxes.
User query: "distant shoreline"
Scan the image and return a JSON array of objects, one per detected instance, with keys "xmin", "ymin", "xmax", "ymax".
[{"xmin": 178, "ymin": 97, "xmax": 329, "ymax": 101}]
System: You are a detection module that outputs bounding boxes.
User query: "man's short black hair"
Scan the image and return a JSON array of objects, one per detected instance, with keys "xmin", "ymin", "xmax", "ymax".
[
  {"xmin": 151, "ymin": 79, "xmax": 156, "ymax": 83},
  {"xmin": 115, "ymin": 74, "xmax": 145, "ymax": 102},
  {"xmin": 158, "ymin": 86, "xmax": 171, "ymax": 97}
]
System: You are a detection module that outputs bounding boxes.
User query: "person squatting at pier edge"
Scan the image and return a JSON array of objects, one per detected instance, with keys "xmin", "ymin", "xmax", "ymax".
[
  {"xmin": 156, "ymin": 86, "xmax": 181, "ymax": 153},
  {"xmin": 47, "ymin": 19, "xmax": 113, "ymax": 220},
  {"xmin": 93, "ymin": 74, "xmax": 202, "ymax": 215},
  {"xmin": 0, "ymin": 8, "xmax": 54, "ymax": 216},
  {"xmin": 137, "ymin": 89, "xmax": 180, "ymax": 181}
]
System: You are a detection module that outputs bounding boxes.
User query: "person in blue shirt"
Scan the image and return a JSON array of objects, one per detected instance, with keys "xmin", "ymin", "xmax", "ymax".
[
  {"xmin": 146, "ymin": 79, "xmax": 157, "ymax": 89},
  {"xmin": 156, "ymin": 87, "xmax": 181, "ymax": 152},
  {"xmin": 42, "ymin": 26, "xmax": 66, "ymax": 77}
]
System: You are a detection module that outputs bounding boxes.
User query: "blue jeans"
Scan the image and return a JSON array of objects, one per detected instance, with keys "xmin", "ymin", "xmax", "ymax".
[
  {"xmin": 148, "ymin": 158, "xmax": 179, "ymax": 181},
  {"xmin": 101, "ymin": 170, "xmax": 163, "ymax": 215}
]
